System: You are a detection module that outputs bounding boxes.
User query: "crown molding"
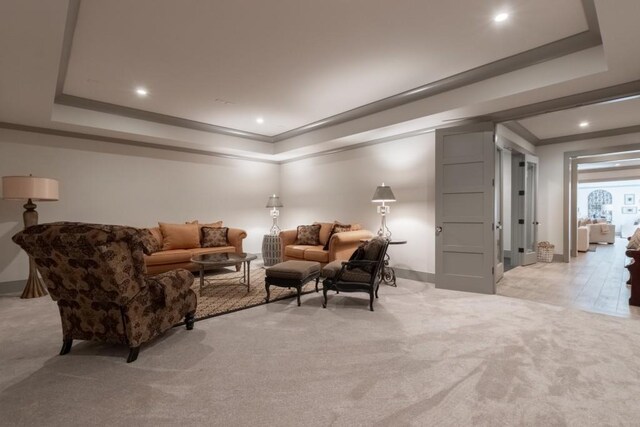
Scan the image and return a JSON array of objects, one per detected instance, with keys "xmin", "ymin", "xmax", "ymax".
[
  {"xmin": 53, "ymin": 0, "xmax": 602, "ymax": 143},
  {"xmin": 537, "ymin": 124, "xmax": 640, "ymax": 146}
]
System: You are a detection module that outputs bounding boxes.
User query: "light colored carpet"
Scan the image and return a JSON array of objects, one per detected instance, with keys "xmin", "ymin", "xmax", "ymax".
[
  {"xmin": 2, "ymin": 278, "xmax": 640, "ymax": 426},
  {"xmin": 193, "ymin": 266, "xmax": 317, "ymax": 320}
]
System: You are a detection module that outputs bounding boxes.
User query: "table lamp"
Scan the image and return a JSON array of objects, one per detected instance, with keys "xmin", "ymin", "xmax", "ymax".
[
  {"xmin": 2, "ymin": 175, "xmax": 59, "ymax": 298},
  {"xmin": 372, "ymin": 183, "xmax": 396, "ymax": 238},
  {"xmin": 265, "ymin": 194, "xmax": 283, "ymax": 235}
]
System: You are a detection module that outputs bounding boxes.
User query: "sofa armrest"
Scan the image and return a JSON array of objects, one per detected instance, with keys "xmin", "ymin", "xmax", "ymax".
[
  {"xmin": 227, "ymin": 228, "xmax": 247, "ymax": 254},
  {"xmin": 329, "ymin": 230, "xmax": 375, "ymax": 261},
  {"xmin": 144, "ymin": 268, "xmax": 195, "ymax": 306},
  {"xmin": 279, "ymin": 229, "xmax": 298, "ymax": 247}
]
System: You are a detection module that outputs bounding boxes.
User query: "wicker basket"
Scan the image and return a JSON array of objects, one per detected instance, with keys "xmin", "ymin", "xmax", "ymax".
[{"xmin": 536, "ymin": 241, "xmax": 554, "ymax": 263}]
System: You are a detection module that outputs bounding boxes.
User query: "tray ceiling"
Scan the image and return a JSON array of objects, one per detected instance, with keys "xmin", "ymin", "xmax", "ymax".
[{"xmin": 62, "ymin": 0, "xmax": 588, "ymax": 137}]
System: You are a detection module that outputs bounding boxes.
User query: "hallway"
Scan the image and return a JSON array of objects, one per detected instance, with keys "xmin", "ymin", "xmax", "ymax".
[{"xmin": 498, "ymin": 238, "xmax": 640, "ymax": 318}]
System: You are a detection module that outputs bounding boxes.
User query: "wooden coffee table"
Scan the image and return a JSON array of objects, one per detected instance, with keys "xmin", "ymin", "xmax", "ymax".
[{"xmin": 191, "ymin": 252, "xmax": 257, "ymax": 294}]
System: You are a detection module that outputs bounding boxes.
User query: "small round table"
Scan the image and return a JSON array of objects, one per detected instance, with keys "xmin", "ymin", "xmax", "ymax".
[{"xmin": 190, "ymin": 252, "xmax": 257, "ymax": 294}]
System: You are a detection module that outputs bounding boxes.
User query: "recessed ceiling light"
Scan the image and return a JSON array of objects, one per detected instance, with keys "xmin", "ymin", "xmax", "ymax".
[
  {"xmin": 579, "ymin": 121, "xmax": 590, "ymax": 128},
  {"xmin": 135, "ymin": 87, "xmax": 148, "ymax": 97},
  {"xmin": 615, "ymin": 163, "xmax": 621, "ymax": 166},
  {"xmin": 256, "ymin": 117, "xmax": 264, "ymax": 124},
  {"xmin": 494, "ymin": 12, "xmax": 509, "ymax": 22}
]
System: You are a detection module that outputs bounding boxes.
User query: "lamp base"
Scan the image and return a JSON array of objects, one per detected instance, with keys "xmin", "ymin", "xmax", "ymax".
[
  {"xmin": 20, "ymin": 257, "xmax": 48, "ymax": 299},
  {"xmin": 19, "ymin": 198, "xmax": 48, "ymax": 299}
]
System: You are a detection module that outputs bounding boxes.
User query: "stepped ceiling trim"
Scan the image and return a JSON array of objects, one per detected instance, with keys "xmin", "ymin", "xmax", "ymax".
[{"xmin": 53, "ymin": 0, "xmax": 601, "ymax": 144}]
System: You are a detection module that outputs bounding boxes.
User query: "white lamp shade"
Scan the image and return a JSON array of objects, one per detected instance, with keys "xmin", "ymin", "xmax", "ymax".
[{"xmin": 2, "ymin": 176, "xmax": 59, "ymax": 201}]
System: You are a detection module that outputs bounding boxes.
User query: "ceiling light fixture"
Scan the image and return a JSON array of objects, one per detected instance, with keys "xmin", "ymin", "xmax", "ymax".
[
  {"xmin": 135, "ymin": 87, "xmax": 148, "ymax": 97},
  {"xmin": 256, "ymin": 117, "xmax": 264, "ymax": 124},
  {"xmin": 579, "ymin": 121, "xmax": 590, "ymax": 128},
  {"xmin": 494, "ymin": 12, "xmax": 509, "ymax": 22}
]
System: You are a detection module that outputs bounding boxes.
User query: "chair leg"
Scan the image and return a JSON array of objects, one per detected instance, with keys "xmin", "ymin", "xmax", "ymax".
[
  {"xmin": 265, "ymin": 283, "xmax": 271, "ymax": 302},
  {"xmin": 369, "ymin": 290, "xmax": 374, "ymax": 311},
  {"xmin": 375, "ymin": 283, "xmax": 379, "ymax": 298},
  {"xmin": 315, "ymin": 277, "xmax": 320, "ymax": 292},
  {"xmin": 127, "ymin": 346, "xmax": 140, "ymax": 363},
  {"xmin": 59, "ymin": 339, "xmax": 72, "ymax": 355},
  {"xmin": 185, "ymin": 313, "xmax": 195, "ymax": 330},
  {"xmin": 322, "ymin": 287, "xmax": 328, "ymax": 308},
  {"xmin": 235, "ymin": 264, "xmax": 241, "ymax": 272},
  {"xmin": 296, "ymin": 285, "xmax": 302, "ymax": 306}
]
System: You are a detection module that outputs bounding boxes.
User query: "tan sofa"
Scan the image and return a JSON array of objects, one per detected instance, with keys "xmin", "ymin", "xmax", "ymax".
[
  {"xmin": 143, "ymin": 225, "xmax": 247, "ymax": 275},
  {"xmin": 280, "ymin": 222, "xmax": 374, "ymax": 265}
]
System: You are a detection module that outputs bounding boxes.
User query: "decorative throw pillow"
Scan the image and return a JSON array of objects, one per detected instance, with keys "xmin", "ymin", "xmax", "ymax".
[
  {"xmin": 159, "ymin": 222, "xmax": 200, "ymax": 250},
  {"xmin": 139, "ymin": 228, "xmax": 162, "ymax": 253},
  {"xmin": 187, "ymin": 220, "xmax": 223, "ymax": 229},
  {"xmin": 323, "ymin": 223, "xmax": 352, "ymax": 250},
  {"xmin": 628, "ymin": 228, "xmax": 640, "ymax": 249},
  {"xmin": 348, "ymin": 243, "xmax": 366, "ymax": 263},
  {"xmin": 201, "ymin": 226, "xmax": 229, "ymax": 248},
  {"xmin": 294, "ymin": 224, "xmax": 321, "ymax": 245},
  {"xmin": 313, "ymin": 222, "xmax": 334, "ymax": 246}
]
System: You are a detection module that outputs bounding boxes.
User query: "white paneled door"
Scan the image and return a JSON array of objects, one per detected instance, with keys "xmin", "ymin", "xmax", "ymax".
[{"xmin": 435, "ymin": 123, "xmax": 496, "ymax": 295}]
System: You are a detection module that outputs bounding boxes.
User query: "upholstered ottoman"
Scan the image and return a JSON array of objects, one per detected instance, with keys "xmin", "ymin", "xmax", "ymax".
[{"xmin": 265, "ymin": 260, "xmax": 321, "ymax": 306}]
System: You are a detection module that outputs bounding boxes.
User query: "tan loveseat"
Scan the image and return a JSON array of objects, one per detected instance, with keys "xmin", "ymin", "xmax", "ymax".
[
  {"xmin": 280, "ymin": 222, "xmax": 374, "ymax": 265},
  {"xmin": 143, "ymin": 222, "xmax": 247, "ymax": 274}
]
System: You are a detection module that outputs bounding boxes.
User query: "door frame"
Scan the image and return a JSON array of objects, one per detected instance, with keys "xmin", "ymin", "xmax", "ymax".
[{"xmin": 563, "ymin": 143, "xmax": 640, "ymax": 261}]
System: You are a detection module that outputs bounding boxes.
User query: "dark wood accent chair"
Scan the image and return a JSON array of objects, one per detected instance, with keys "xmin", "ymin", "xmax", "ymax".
[
  {"xmin": 625, "ymin": 249, "xmax": 640, "ymax": 306},
  {"xmin": 321, "ymin": 237, "xmax": 390, "ymax": 311},
  {"xmin": 12, "ymin": 222, "xmax": 197, "ymax": 363}
]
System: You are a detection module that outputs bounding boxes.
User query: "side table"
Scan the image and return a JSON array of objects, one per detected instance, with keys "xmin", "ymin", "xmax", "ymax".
[
  {"xmin": 262, "ymin": 234, "xmax": 282, "ymax": 267},
  {"xmin": 361, "ymin": 238, "xmax": 407, "ymax": 287},
  {"xmin": 382, "ymin": 240, "xmax": 407, "ymax": 287}
]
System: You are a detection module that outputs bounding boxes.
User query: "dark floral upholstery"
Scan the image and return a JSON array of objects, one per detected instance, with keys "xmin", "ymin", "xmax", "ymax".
[
  {"xmin": 201, "ymin": 226, "xmax": 229, "ymax": 247},
  {"xmin": 12, "ymin": 222, "xmax": 197, "ymax": 359},
  {"xmin": 294, "ymin": 224, "xmax": 322, "ymax": 245}
]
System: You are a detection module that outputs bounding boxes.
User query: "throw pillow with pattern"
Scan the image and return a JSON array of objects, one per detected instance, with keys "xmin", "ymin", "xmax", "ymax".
[
  {"xmin": 294, "ymin": 224, "xmax": 321, "ymax": 245},
  {"xmin": 201, "ymin": 226, "xmax": 229, "ymax": 248},
  {"xmin": 628, "ymin": 228, "xmax": 640, "ymax": 249},
  {"xmin": 138, "ymin": 228, "xmax": 162, "ymax": 254},
  {"xmin": 323, "ymin": 223, "xmax": 352, "ymax": 250}
]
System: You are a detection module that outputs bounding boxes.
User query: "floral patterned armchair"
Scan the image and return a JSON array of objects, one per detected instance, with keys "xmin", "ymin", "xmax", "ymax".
[{"xmin": 12, "ymin": 222, "xmax": 197, "ymax": 363}]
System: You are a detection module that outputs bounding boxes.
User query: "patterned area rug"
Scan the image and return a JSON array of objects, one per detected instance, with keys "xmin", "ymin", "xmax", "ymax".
[{"xmin": 190, "ymin": 265, "xmax": 319, "ymax": 321}]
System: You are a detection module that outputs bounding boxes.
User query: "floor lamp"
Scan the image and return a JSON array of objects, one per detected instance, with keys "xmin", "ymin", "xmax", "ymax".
[{"xmin": 2, "ymin": 175, "xmax": 59, "ymax": 299}]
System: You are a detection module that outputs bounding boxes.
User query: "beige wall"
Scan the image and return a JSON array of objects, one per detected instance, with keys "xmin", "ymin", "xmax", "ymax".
[
  {"xmin": 280, "ymin": 132, "xmax": 435, "ymax": 274},
  {"xmin": 536, "ymin": 131, "xmax": 640, "ymax": 255},
  {"xmin": 0, "ymin": 128, "xmax": 279, "ymax": 284}
]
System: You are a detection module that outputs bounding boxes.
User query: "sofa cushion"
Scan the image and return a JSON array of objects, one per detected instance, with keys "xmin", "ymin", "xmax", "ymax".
[
  {"xmin": 139, "ymin": 228, "xmax": 162, "ymax": 254},
  {"xmin": 285, "ymin": 245, "xmax": 309, "ymax": 258},
  {"xmin": 187, "ymin": 220, "xmax": 223, "ymax": 229},
  {"xmin": 313, "ymin": 222, "xmax": 335, "ymax": 246},
  {"xmin": 323, "ymin": 223, "xmax": 352, "ymax": 250},
  {"xmin": 201, "ymin": 226, "xmax": 229, "ymax": 247},
  {"xmin": 145, "ymin": 249, "xmax": 192, "ymax": 266},
  {"xmin": 189, "ymin": 246, "xmax": 235, "ymax": 256},
  {"xmin": 295, "ymin": 224, "xmax": 321, "ymax": 245},
  {"xmin": 159, "ymin": 222, "xmax": 201, "ymax": 250},
  {"xmin": 628, "ymin": 228, "xmax": 640, "ymax": 249},
  {"xmin": 303, "ymin": 246, "xmax": 330, "ymax": 263}
]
